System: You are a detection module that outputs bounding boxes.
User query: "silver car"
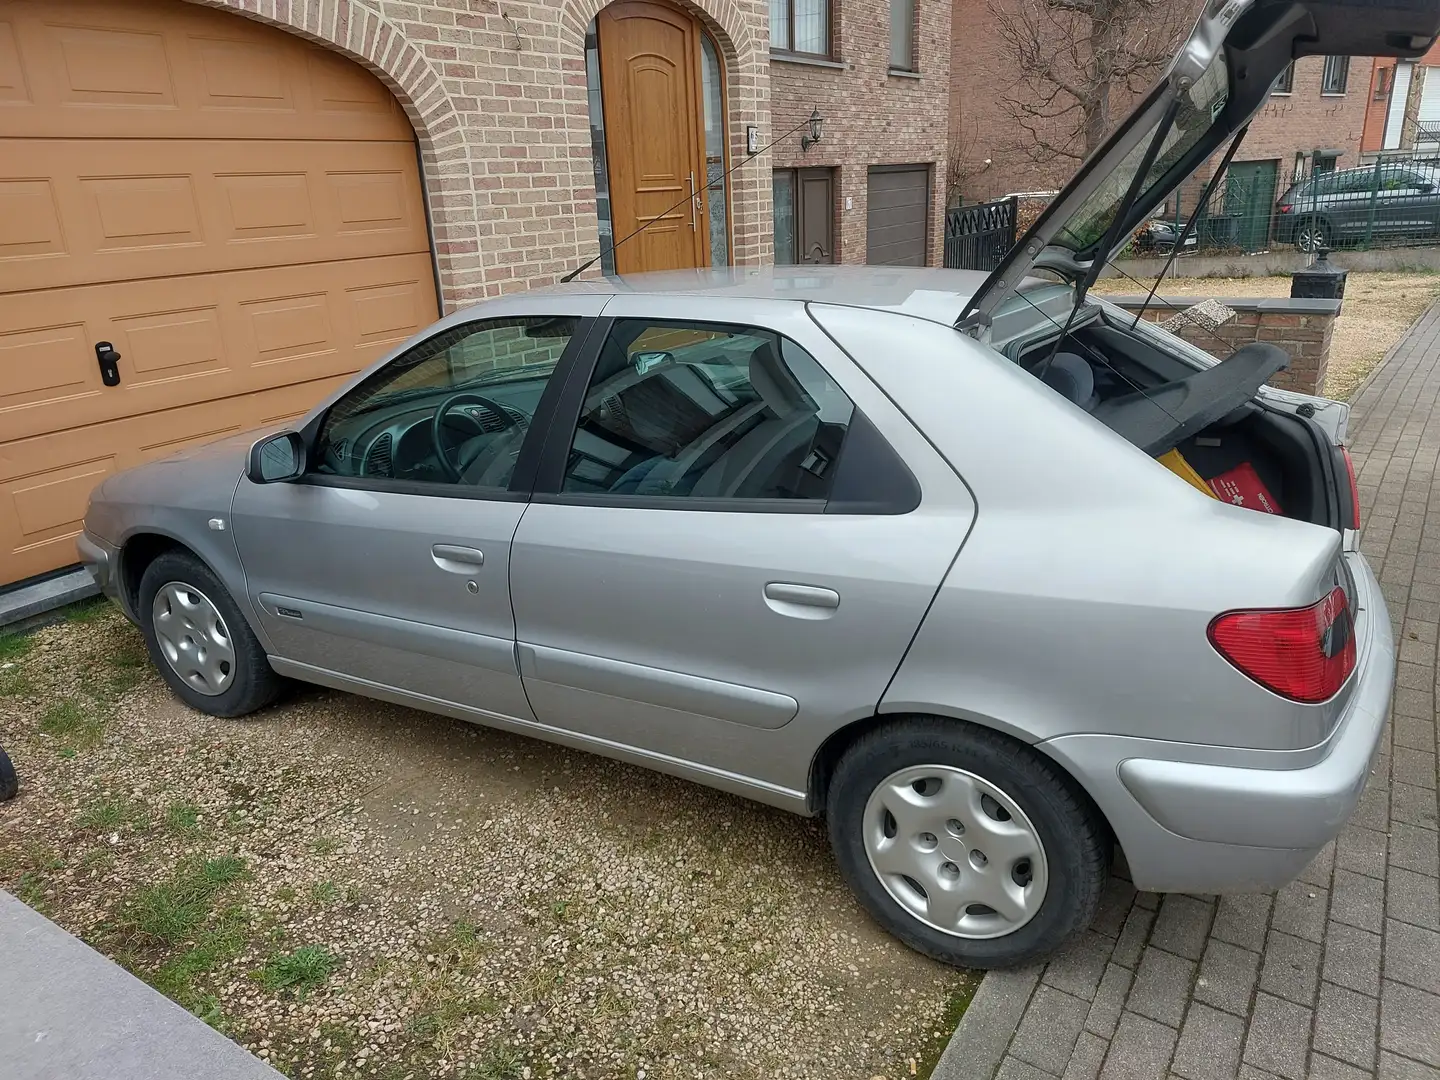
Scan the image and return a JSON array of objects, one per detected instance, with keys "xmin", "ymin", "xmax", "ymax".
[{"xmin": 79, "ymin": 0, "xmax": 1435, "ymax": 968}]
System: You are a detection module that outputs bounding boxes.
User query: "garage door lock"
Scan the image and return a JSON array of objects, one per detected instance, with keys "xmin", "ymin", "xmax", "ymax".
[{"xmin": 95, "ymin": 342, "xmax": 121, "ymax": 387}]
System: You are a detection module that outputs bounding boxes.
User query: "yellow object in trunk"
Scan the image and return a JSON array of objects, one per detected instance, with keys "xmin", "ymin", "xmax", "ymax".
[{"xmin": 1158, "ymin": 448, "xmax": 1217, "ymax": 498}]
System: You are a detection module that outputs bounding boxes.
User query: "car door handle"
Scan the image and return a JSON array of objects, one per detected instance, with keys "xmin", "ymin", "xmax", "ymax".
[
  {"xmin": 763, "ymin": 582, "xmax": 840, "ymax": 619},
  {"xmin": 431, "ymin": 544, "xmax": 484, "ymax": 572}
]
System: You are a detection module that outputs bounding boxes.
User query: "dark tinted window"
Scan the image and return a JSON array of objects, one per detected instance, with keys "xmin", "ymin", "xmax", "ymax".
[
  {"xmin": 315, "ymin": 317, "xmax": 575, "ymax": 491},
  {"xmin": 562, "ymin": 320, "xmax": 854, "ymax": 503}
]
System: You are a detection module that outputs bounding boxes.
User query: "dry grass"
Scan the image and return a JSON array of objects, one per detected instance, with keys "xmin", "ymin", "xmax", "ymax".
[
  {"xmin": 0, "ymin": 606, "xmax": 974, "ymax": 1080},
  {"xmin": 1093, "ymin": 271, "xmax": 1440, "ymax": 400}
]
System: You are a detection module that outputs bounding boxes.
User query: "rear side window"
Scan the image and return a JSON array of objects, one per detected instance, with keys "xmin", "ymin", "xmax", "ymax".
[{"xmin": 561, "ymin": 320, "xmax": 855, "ymax": 503}]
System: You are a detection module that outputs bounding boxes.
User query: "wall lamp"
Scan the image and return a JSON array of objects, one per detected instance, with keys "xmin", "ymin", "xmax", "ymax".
[{"xmin": 800, "ymin": 109, "xmax": 824, "ymax": 152}]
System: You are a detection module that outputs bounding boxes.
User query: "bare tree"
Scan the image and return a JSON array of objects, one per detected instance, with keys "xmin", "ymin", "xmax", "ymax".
[
  {"xmin": 989, "ymin": 0, "xmax": 1198, "ymax": 173},
  {"xmin": 946, "ymin": 117, "xmax": 991, "ymax": 206}
]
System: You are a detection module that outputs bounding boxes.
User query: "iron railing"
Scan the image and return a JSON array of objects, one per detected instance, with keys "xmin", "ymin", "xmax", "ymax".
[{"xmin": 943, "ymin": 196, "xmax": 1018, "ymax": 271}]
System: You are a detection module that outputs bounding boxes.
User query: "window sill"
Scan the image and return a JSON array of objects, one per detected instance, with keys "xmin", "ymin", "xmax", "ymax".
[
  {"xmin": 770, "ymin": 51, "xmax": 846, "ymax": 70},
  {"xmin": 1321, "ymin": 91, "xmax": 1348, "ymax": 97},
  {"xmin": 1270, "ymin": 91, "xmax": 1292, "ymax": 97},
  {"xmin": 888, "ymin": 68, "xmax": 921, "ymax": 79}
]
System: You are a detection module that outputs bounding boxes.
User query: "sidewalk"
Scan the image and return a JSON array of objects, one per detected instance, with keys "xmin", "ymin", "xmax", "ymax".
[
  {"xmin": 937, "ymin": 302, "xmax": 1440, "ymax": 1080},
  {"xmin": 0, "ymin": 891, "xmax": 284, "ymax": 1080}
]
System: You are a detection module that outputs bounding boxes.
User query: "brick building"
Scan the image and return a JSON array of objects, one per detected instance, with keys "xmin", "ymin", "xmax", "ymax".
[
  {"xmin": 0, "ymin": 0, "xmax": 952, "ymax": 589},
  {"xmin": 1362, "ymin": 41, "xmax": 1440, "ymax": 154},
  {"xmin": 948, "ymin": 0, "xmax": 1369, "ymax": 250}
]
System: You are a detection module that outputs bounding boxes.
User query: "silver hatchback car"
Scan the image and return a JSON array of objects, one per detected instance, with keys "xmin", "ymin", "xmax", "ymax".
[{"xmin": 80, "ymin": 0, "xmax": 1436, "ymax": 968}]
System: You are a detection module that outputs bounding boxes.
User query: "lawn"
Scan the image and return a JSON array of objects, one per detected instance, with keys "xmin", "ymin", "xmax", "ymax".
[
  {"xmin": 0, "ymin": 604, "xmax": 973, "ymax": 1080},
  {"xmin": 1093, "ymin": 270, "xmax": 1440, "ymax": 400}
]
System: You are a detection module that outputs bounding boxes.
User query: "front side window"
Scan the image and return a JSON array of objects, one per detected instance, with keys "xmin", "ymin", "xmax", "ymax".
[
  {"xmin": 1323, "ymin": 56, "xmax": 1350, "ymax": 95},
  {"xmin": 314, "ymin": 317, "xmax": 577, "ymax": 491},
  {"xmin": 771, "ymin": 0, "xmax": 831, "ymax": 57},
  {"xmin": 562, "ymin": 320, "xmax": 854, "ymax": 503}
]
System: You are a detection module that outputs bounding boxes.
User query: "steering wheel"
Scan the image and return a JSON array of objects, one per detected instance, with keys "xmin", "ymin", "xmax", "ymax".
[{"xmin": 430, "ymin": 392, "xmax": 521, "ymax": 482}]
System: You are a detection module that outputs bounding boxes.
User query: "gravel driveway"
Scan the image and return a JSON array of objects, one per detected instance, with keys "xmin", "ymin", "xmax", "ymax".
[{"xmin": 0, "ymin": 606, "xmax": 971, "ymax": 1080}]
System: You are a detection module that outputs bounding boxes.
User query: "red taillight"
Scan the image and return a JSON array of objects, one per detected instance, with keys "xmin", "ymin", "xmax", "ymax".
[
  {"xmin": 1208, "ymin": 587, "xmax": 1356, "ymax": 703},
  {"xmin": 1278, "ymin": 203, "xmax": 1293, "ymax": 213},
  {"xmin": 1342, "ymin": 446, "xmax": 1361, "ymax": 530}
]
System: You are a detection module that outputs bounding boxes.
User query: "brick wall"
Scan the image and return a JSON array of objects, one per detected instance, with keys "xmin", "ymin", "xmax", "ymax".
[
  {"xmin": 1107, "ymin": 296, "xmax": 1342, "ymax": 395},
  {"xmin": 195, "ymin": 0, "xmax": 773, "ymax": 312},
  {"xmin": 770, "ymin": 0, "xmax": 951, "ymax": 264}
]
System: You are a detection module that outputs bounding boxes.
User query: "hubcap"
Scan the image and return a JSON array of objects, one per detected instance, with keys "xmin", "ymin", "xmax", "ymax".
[
  {"xmin": 151, "ymin": 582, "xmax": 235, "ymax": 696},
  {"xmin": 862, "ymin": 765, "xmax": 1049, "ymax": 940}
]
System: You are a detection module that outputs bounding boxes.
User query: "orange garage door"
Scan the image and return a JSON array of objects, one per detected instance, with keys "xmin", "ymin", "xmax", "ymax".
[{"xmin": 0, "ymin": 0, "xmax": 441, "ymax": 587}]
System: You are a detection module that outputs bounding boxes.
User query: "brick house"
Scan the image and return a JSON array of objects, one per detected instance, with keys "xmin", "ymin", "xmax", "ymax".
[
  {"xmin": 1362, "ymin": 40, "xmax": 1440, "ymax": 154},
  {"xmin": 947, "ymin": 0, "xmax": 1368, "ymax": 250},
  {"xmin": 0, "ymin": 0, "xmax": 951, "ymax": 589}
]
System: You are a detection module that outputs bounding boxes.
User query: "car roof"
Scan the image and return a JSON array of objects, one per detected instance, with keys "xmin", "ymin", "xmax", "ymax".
[{"xmin": 518, "ymin": 265, "xmax": 995, "ymax": 325}]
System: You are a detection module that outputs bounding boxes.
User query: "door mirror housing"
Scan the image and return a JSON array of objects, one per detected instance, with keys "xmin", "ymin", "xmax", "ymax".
[{"xmin": 247, "ymin": 431, "xmax": 307, "ymax": 484}]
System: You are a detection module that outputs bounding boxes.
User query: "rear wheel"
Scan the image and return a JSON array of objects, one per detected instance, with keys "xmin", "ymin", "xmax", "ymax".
[
  {"xmin": 1296, "ymin": 217, "xmax": 1333, "ymax": 253},
  {"xmin": 138, "ymin": 551, "xmax": 282, "ymax": 718},
  {"xmin": 827, "ymin": 718, "xmax": 1108, "ymax": 968}
]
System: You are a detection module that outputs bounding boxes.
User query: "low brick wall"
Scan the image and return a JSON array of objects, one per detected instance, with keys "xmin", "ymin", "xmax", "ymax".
[{"xmin": 1099, "ymin": 295, "xmax": 1343, "ymax": 395}]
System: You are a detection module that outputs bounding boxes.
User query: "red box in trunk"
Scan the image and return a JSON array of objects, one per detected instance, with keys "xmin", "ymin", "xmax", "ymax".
[{"xmin": 1208, "ymin": 462, "xmax": 1282, "ymax": 515}]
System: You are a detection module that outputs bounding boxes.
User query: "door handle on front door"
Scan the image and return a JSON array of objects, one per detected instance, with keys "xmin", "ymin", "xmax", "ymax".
[
  {"xmin": 763, "ymin": 582, "xmax": 840, "ymax": 620},
  {"xmin": 431, "ymin": 544, "xmax": 484, "ymax": 573}
]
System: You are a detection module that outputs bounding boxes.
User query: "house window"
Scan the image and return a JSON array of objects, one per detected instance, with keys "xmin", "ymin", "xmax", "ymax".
[
  {"xmin": 1323, "ymin": 56, "xmax": 1350, "ymax": 95},
  {"xmin": 890, "ymin": 0, "xmax": 916, "ymax": 72},
  {"xmin": 1271, "ymin": 61, "xmax": 1294, "ymax": 95},
  {"xmin": 771, "ymin": 0, "xmax": 830, "ymax": 57},
  {"xmin": 774, "ymin": 169, "xmax": 835, "ymax": 264},
  {"xmin": 1375, "ymin": 66, "xmax": 1392, "ymax": 100},
  {"xmin": 584, "ymin": 25, "xmax": 615, "ymax": 276}
]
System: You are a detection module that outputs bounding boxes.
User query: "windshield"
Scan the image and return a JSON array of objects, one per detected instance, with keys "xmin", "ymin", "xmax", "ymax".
[{"xmin": 1055, "ymin": 50, "xmax": 1230, "ymax": 252}]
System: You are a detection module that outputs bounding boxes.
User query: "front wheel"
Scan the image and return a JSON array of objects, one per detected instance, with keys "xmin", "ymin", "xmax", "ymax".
[
  {"xmin": 138, "ymin": 551, "xmax": 283, "ymax": 718},
  {"xmin": 827, "ymin": 718, "xmax": 1109, "ymax": 968}
]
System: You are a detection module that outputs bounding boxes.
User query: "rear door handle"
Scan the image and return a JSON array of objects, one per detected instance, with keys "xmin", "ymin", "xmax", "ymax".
[
  {"xmin": 763, "ymin": 582, "xmax": 840, "ymax": 618},
  {"xmin": 431, "ymin": 544, "xmax": 484, "ymax": 573}
]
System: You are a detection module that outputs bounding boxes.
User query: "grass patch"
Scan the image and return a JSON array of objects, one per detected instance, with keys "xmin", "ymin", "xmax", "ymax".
[
  {"xmin": 308, "ymin": 835, "xmax": 340, "ymax": 856},
  {"xmin": 466, "ymin": 1045, "xmax": 524, "ymax": 1080},
  {"xmin": 0, "ymin": 630, "xmax": 32, "ymax": 662},
  {"xmin": 64, "ymin": 597, "xmax": 111, "ymax": 624},
  {"xmin": 164, "ymin": 802, "xmax": 201, "ymax": 836},
  {"xmin": 102, "ymin": 636, "xmax": 149, "ymax": 697},
  {"xmin": 258, "ymin": 944, "xmax": 340, "ymax": 998},
  {"xmin": 77, "ymin": 796, "xmax": 141, "ymax": 831},
  {"xmin": 147, "ymin": 902, "xmax": 251, "ymax": 1012},
  {"xmin": 309, "ymin": 881, "xmax": 338, "ymax": 904},
  {"xmin": 39, "ymin": 699, "xmax": 106, "ymax": 750},
  {"xmin": 916, "ymin": 975, "xmax": 982, "ymax": 1080},
  {"xmin": 125, "ymin": 855, "xmax": 249, "ymax": 944},
  {"xmin": 0, "ymin": 662, "xmax": 32, "ymax": 698},
  {"xmin": 273, "ymin": 885, "xmax": 297, "ymax": 903}
]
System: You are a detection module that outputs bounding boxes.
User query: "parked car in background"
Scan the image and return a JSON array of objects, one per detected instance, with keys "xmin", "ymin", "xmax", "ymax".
[
  {"xmin": 79, "ymin": 0, "xmax": 1436, "ymax": 969},
  {"xmin": 1132, "ymin": 213, "xmax": 1199, "ymax": 257},
  {"xmin": 1275, "ymin": 162, "xmax": 1440, "ymax": 251}
]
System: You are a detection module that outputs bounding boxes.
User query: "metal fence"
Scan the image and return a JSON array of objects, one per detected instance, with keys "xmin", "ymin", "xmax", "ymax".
[
  {"xmin": 943, "ymin": 196, "xmax": 1018, "ymax": 271},
  {"xmin": 1146, "ymin": 149, "xmax": 1440, "ymax": 257}
]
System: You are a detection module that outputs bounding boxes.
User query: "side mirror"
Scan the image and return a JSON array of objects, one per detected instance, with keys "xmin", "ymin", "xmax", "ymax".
[
  {"xmin": 246, "ymin": 431, "xmax": 307, "ymax": 484},
  {"xmin": 632, "ymin": 350, "xmax": 673, "ymax": 375},
  {"xmin": 1418, "ymin": 182, "xmax": 1435, "ymax": 193}
]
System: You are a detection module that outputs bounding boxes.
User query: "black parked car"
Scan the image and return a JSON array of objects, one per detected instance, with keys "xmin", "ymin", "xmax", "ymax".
[
  {"xmin": 0, "ymin": 745, "xmax": 16, "ymax": 801},
  {"xmin": 1275, "ymin": 163, "xmax": 1440, "ymax": 251}
]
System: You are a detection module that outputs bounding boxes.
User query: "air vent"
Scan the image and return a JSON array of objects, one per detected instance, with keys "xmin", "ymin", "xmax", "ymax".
[{"xmin": 364, "ymin": 433, "xmax": 393, "ymax": 477}]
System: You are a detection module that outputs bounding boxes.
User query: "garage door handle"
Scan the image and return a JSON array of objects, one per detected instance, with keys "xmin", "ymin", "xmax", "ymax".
[
  {"xmin": 431, "ymin": 544, "xmax": 484, "ymax": 572},
  {"xmin": 95, "ymin": 342, "xmax": 121, "ymax": 387}
]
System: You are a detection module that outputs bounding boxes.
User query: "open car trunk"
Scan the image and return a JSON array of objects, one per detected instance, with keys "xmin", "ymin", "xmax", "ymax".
[{"xmin": 1015, "ymin": 308, "xmax": 1352, "ymax": 531}]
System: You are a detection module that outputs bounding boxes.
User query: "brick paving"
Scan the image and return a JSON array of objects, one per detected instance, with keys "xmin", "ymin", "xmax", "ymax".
[{"xmin": 965, "ymin": 303, "xmax": 1440, "ymax": 1080}]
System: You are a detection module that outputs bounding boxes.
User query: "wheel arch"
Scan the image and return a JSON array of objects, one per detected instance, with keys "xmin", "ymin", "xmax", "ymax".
[{"xmin": 808, "ymin": 711, "xmax": 1119, "ymax": 855}]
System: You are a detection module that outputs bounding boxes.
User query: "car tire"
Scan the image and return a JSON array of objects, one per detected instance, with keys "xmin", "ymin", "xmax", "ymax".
[
  {"xmin": 1296, "ymin": 217, "xmax": 1333, "ymax": 253},
  {"xmin": 138, "ymin": 550, "xmax": 283, "ymax": 718},
  {"xmin": 827, "ymin": 717, "xmax": 1109, "ymax": 969},
  {"xmin": 0, "ymin": 746, "xmax": 17, "ymax": 801}
]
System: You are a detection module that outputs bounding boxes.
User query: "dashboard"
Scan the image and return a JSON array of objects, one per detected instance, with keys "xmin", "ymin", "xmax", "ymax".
[{"xmin": 315, "ymin": 379, "xmax": 547, "ymax": 484}]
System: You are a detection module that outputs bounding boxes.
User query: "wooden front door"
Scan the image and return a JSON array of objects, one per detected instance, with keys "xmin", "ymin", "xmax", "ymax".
[{"xmin": 597, "ymin": 2, "xmax": 709, "ymax": 274}]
